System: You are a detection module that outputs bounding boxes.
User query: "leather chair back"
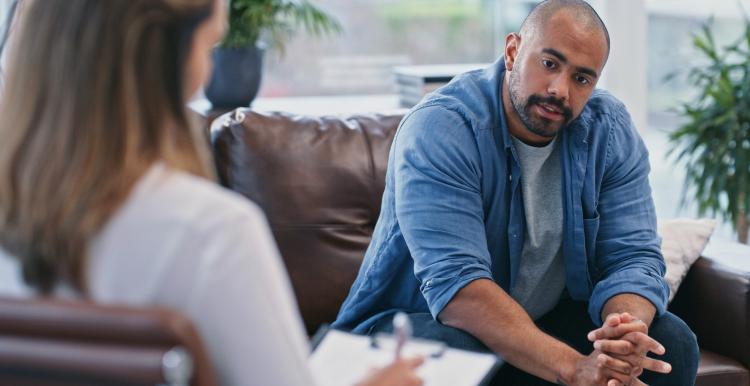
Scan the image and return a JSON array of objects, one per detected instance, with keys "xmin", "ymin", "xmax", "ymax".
[
  {"xmin": 211, "ymin": 109, "xmax": 404, "ymax": 334},
  {"xmin": 0, "ymin": 296, "xmax": 218, "ymax": 386}
]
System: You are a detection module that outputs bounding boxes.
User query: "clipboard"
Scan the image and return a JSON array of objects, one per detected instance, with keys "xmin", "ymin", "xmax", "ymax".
[{"xmin": 309, "ymin": 326, "xmax": 501, "ymax": 386}]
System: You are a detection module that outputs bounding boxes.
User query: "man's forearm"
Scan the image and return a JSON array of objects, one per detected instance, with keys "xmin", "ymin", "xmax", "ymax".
[
  {"xmin": 438, "ymin": 279, "xmax": 581, "ymax": 384},
  {"xmin": 601, "ymin": 293, "xmax": 656, "ymax": 328}
]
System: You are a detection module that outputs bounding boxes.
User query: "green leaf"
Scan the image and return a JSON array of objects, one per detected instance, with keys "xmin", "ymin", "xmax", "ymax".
[
  {"xmin": 668, "ymin": 17, "xmax": 750, "ymax": 240},
  {"xmin": 221, "ymin": 0, "xmax": 341, "ymax": 51}
]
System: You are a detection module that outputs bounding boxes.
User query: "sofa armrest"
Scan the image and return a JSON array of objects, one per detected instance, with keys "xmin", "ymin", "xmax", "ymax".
[{"xmin": 669, "ymin": 239, "xmax": 750, "ymax": 369}]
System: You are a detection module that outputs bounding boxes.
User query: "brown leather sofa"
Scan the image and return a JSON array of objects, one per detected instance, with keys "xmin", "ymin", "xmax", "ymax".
[
  {"xmin": 0, "ymin": 296, "xmax": 218, "ymax": 386},
  {"xmin": 211, "ymin": 108, "xmax": 750, "ymax": 386}
]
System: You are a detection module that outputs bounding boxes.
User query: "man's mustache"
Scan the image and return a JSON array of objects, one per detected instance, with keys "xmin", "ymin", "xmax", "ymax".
[{"xmin": 527, "ymin": 94, "xmax": 573, "ymax": 122}]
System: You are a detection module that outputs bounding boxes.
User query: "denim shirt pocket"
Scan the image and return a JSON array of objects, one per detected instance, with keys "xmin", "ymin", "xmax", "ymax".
[{"xmin": 583, "ymin": 213, "xmax": 600, "ymax": 280}]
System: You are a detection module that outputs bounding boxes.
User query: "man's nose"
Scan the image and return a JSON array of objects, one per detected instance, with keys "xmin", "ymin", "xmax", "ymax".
[{"xmin": 547, "ymin": 74, "xmax": 570, "ymax": 102}]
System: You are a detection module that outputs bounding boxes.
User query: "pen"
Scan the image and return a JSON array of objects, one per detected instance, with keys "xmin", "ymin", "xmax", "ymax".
[{"xmin": 392, "ymin": 312, "xmax": 412, "ymax": 360}]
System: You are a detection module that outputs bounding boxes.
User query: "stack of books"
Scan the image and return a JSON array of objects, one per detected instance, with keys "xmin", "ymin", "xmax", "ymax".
[{"xmin": 393, "ymin": 63, "xmax": 488, "ymax": 108}]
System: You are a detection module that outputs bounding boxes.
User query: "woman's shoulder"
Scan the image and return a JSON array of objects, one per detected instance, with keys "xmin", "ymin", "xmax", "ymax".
[
  {"xmin": 87, "ymin": 163, "xmax": 277, "ymax": 301},
  {"xmin": 127, "ymin": 163, "xmax": 265, "ymax": 230},
  {"xmin": 90, "ymin": 163, "xmax": 271, "ymax": 268}
]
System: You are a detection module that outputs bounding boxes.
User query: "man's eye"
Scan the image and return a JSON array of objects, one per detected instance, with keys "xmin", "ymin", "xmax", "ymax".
[
  {"xmin": 576, "ymin": 75, "xmax": 590, "ymax": 85},
  {"xmin": 542, "ymin": 59, "xmax": 556, "ymax": 69}
]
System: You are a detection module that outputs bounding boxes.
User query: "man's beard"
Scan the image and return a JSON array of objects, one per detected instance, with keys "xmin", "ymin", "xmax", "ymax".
[{"xmin": 508, "ymin": 71, "xmax": 573, "ymax": 138}]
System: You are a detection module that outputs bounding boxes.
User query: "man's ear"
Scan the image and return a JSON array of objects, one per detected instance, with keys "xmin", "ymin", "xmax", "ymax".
[{"xmin": 504, "ymin": 33, "xmax": 521, "ymax": 71}]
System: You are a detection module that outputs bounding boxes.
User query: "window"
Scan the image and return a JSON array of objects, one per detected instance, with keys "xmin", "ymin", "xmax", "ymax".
[
  {"xmin": 647, "ymin": 0, "xmax": 747, "ymax": 115},
  {"xmin": 259, "ymin": 0, "xmax": 512, "ymax": 97}
]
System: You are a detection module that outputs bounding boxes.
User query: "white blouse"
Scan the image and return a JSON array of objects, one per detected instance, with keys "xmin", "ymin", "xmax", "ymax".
[{"xmin": 0, "ymin": 164, "xmax": 316, "ymax": 386}]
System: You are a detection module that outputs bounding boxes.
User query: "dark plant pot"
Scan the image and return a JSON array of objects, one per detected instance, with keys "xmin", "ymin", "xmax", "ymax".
[{"xmin": 205, "ymin": 44, "xmax": 265, "ymax": 109}]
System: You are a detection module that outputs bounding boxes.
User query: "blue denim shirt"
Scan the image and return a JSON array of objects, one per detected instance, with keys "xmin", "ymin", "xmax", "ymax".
[{"xmin": 333, "ymin": 58, "xmax": 668, "ymax": 333}]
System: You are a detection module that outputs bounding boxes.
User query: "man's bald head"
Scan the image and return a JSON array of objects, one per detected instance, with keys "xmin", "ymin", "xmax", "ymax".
[
  {"xmin": 501, "ymin": 0, "xmax": 611, "ymax": 144},
  {"xmin": 519, "ymin": 0, "xmax": 610, "ymax": 55}
]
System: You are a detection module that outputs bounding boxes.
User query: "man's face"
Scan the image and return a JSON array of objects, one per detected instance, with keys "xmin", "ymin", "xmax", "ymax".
[{"xmin": 505, "ymin": 11, "xmax": 608, "ymax": 138}]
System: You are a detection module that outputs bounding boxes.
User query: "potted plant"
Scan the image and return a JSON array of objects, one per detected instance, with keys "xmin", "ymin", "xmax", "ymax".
[
  {"xmin": 669, "ymin": 19, "xmax": 750, "ymax": 244},
  {"xmin": 205, "ymin": 0, "xmax": 340, "ymax": 108}
]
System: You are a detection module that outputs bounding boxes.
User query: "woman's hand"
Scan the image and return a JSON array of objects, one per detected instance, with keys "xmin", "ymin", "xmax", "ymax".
[{"xmin": 355, "ymin": 356, "xmax": 424, "ymax": 386}]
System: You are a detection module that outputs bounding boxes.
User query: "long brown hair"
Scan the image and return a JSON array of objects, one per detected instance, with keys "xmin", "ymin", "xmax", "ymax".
[{"xmin": 0, "ymin": 0, "xmax": 216, "ymax": 294}]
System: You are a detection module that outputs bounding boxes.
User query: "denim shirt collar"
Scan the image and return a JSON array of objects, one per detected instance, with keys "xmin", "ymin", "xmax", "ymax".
[{"xmin": 493, "ymin": 58, "xmax": 514, "ymax": 154}]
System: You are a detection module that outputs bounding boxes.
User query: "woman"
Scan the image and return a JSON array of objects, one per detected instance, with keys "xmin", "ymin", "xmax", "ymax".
[{"xmin": 0, "ymin": 1, "xmax": 422, "ymax": 385}]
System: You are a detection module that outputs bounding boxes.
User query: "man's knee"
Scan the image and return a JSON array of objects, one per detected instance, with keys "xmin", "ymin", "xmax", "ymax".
[
  {"xmin": 647, "ymin": 312, "xmax": 699, "ymax": 384},
  {"xmin": 651, "ymin": 312, "xmax": 699, "ymax": 360}
]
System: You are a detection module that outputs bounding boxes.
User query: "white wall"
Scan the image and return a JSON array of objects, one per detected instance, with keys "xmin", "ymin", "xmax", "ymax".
[
  {"xmin": 647, "ymin": 0, "xmax": 749, "ymax": 18},
  {"xmin": 590, "ymin": 0, "xmax": 649, "ymax": 132},
  {"xmin": 0, "ymin": 0, "xmax": 16, "ymax": 29},
  {"xmin": 0, "ymin": 0, "xmax": 18, "ymax": 81}
]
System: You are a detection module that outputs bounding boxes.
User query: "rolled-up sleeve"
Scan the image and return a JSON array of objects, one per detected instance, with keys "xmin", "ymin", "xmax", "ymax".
[
  {"xmin": 393, "ymin": 105, "xmax": 494, "ymax": 319},
  {"xmin": 588, "ymin": 106, "xmax": 670, "ymax": 326}
]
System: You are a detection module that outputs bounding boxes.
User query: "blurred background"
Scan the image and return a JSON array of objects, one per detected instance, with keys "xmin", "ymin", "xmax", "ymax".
[{"xmin": 261, "ymin": 0, "xmax": 744, "ymax": 106}]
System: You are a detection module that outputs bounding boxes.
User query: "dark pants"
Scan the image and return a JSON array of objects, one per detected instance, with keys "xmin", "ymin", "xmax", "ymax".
[{"xmin": 369, "ymin": 299, "xmax": 699, "ymax": 386}]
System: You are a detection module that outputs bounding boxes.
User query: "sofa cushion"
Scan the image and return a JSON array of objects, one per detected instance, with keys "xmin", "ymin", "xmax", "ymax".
[
  {"xmin": 696, "ymin": 350, "xmax": 750, "ymax": 386},
  {"xmin": 658, "ymin": 218, "xmax": 716, "ymax": 302},
  {"xmin": 210, "ymin": 109, "xmax": 405, "ymax": 334}
]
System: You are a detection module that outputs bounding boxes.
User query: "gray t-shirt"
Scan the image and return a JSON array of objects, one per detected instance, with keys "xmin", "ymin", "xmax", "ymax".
[{"xmin": 509, "ymin": 136, "xmax": 566, "ymax": 320}]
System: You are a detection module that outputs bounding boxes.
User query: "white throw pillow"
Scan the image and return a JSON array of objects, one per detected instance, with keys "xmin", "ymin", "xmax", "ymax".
[{"xmin": 658, "ymin": 218, "xmax": 717, "ymax": 302}]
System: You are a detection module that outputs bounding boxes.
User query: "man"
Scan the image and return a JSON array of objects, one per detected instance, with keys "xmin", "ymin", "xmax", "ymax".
[{"xmin": 333, "ymin": 0, "xmax": 699, "ymax": 385}]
